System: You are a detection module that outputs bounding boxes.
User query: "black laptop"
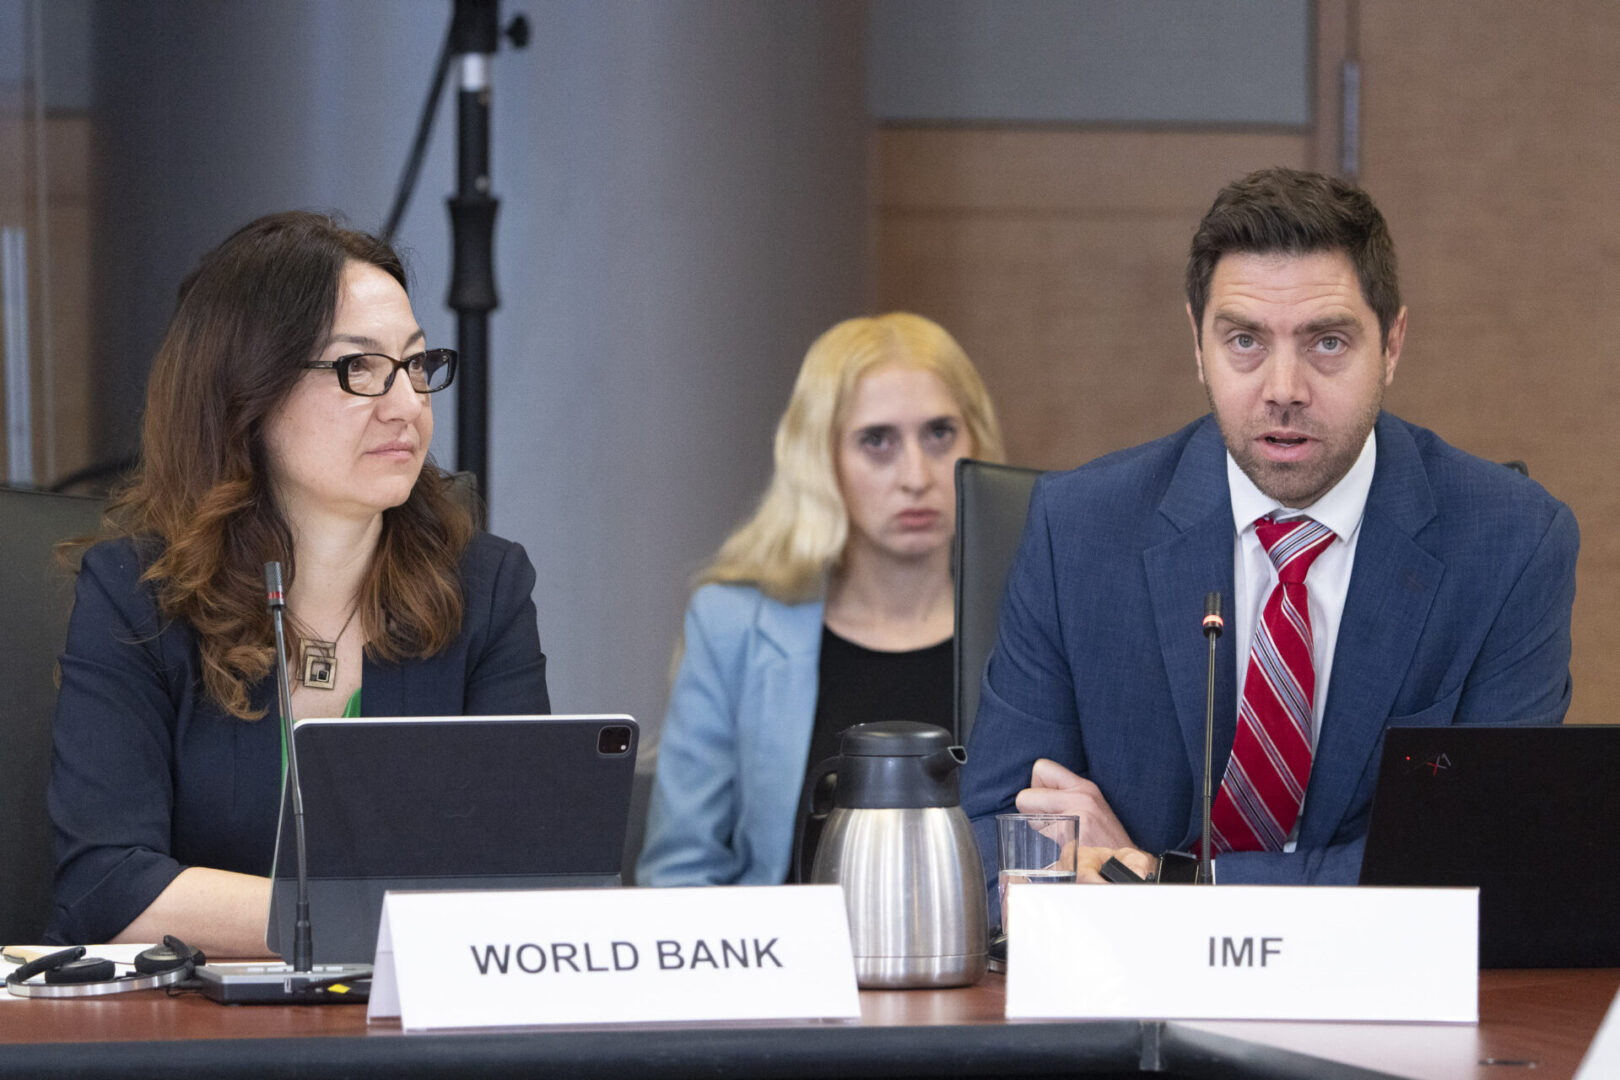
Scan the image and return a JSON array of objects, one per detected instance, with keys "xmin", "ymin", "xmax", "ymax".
[
  {"xmin": 266, "ymin": 714, "xmax": 639, "ymax": 965},
  {"xmin": 1359, "ymin": 724, "xmax": 1620, "ymax": 968}
]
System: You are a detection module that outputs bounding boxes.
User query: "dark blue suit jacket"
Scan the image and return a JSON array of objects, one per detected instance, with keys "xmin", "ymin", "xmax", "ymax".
[
  {"xmin": 962, "ymin": 412, "xmax": 1576, "ymax": 905},
  {"xmin": 46, "ymin": 532, "xmax": 550, "ymax": 945}
]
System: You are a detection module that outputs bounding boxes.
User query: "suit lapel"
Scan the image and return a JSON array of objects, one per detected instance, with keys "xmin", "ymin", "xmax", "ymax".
[
  {"xmin": 1143, "ymin": 419, "xmax": 1239, "ymax": 811},
  {"xmin": 1302, "ymin": 414, "xmax": 1441, "ymax": 843},
  {"xmin": 753, "ymin": 597, "xmax": 824, "ymax": 788}
]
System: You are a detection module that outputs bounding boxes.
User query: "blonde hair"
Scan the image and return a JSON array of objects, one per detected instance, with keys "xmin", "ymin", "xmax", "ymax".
[{"xmin": 699, "ymin": 313, "xmax": 1004, "ymax": 603}]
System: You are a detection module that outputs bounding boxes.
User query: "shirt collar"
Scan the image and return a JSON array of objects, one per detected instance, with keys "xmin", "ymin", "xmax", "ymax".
[{"xmin": 1226, "ymin": 428, "xmax": 1377, "ymax": 542}]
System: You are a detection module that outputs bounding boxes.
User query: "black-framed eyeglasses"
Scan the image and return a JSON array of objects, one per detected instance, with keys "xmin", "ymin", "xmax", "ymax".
[{"xmin": 305, "ymin": 349, "xmax": 458, "ymax": 396}]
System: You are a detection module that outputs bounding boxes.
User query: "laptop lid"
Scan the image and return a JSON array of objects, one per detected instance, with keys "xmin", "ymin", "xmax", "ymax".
[
  {"xmin": 267, "ymin": 714, "xmax": 638, "ymax": 965},
  {"xmin": 1358, "ymin": 724, "xmax": 1620, "ymax": 968}
]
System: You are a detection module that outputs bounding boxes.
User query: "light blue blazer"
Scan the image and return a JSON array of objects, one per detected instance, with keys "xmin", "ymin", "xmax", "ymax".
[{"xmin": 637, "ymin": 584, "xmax": 824, "ymax": 886}]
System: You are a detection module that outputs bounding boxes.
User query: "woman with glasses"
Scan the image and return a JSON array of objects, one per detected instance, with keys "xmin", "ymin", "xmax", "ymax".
[
  {"xmin": 637, "ymin": 314, "xmax": 1003, "ymax": 887},
  {"xmin": 46, "ymin": 212, "xmax": 549, "ymax": 954}
]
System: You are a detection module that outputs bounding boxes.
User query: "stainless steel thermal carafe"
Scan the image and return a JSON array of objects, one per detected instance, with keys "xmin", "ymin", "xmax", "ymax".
[{"xmin": 802, "ymin": 721, "xmax": 987, "ymax": 989}]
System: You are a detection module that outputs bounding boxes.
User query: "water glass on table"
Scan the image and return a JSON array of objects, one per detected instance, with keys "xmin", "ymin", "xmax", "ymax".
[{"xmin": 995, "ymin": 813, "xmax": 1079, "ymax": 934}]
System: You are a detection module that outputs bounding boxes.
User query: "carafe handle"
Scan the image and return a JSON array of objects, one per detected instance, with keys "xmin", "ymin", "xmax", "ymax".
[{"xmin": 790, "ymin": 754, "xmax": 840, "ymax": 884}]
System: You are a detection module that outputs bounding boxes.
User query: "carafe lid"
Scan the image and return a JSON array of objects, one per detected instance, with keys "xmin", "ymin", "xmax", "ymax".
[
  {"xmin": 827, "ymin": 722, "xmax": 966, "ymax": 810},
  {"xmin": 838, "ymin": 720, "xmax": 954, "ymax": 757}
]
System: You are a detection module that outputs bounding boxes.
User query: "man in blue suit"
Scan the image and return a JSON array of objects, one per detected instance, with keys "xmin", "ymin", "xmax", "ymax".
[{"xmin": 962, "ymin": 168, "xmax": 1577, "ymax": 906}]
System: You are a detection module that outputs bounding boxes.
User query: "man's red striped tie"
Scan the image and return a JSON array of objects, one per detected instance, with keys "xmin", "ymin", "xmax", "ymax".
[{"xmin": 1211, "ymin": 515, "xmax": 1336, "ymax": 852}]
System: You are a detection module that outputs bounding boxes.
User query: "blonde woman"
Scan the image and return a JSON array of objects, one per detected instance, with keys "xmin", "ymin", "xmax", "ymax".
[{"xmin": 638, "ymin": 314, "xmax": 1003, "ymax": 886}]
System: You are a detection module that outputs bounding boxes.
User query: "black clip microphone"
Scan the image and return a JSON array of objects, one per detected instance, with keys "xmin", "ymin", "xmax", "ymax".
[{"xmin": 1199, "ymin": 592, "xmax": 1224, "ymax": 885}]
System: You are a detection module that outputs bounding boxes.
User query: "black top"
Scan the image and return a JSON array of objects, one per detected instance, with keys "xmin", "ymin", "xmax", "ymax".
[
  {"xmin": 793, "ymin": 626, "xmax": 953, "ymax": 881},
  {"xmin": 46, "ymin": 533, "xmax": 550, "ymax": 945}
]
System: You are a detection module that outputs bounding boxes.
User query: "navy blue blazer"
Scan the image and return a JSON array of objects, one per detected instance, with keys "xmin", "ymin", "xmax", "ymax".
[
  {"xmin": 962, "ymin": 412, "xmax": 1576, "ymax": 901},
  {"xmin": 46, "ymin": 532, "xmax": 550, "ymax": 945}
]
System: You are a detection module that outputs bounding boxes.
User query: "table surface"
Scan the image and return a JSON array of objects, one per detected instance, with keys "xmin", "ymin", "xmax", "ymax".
[{"xmin": 1, "ymin": 967, "xmax": 1614, "ymax": 1079}]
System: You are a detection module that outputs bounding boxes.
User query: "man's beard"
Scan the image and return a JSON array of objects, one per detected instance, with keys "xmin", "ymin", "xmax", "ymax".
[{"xmin": 1210, "ymin": 392, "xmax": 1382, "ymax": 510}]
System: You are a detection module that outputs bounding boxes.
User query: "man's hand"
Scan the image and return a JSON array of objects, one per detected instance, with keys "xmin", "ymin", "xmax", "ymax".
[{"xmin": 1015, "ymin": 758, "xmax": 1137, "ymax": 850}]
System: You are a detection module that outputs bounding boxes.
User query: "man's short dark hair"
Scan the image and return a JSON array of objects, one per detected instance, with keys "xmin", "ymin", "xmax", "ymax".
[{"xmin": 1185, "ymin": 167, "xmax": 1401, "ymax": 347}]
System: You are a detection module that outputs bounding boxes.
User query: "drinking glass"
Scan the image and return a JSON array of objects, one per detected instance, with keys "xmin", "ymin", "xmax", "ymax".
[{"xmin": 995, "ymin": 813, "xmax": 1079, "ymax": 934}]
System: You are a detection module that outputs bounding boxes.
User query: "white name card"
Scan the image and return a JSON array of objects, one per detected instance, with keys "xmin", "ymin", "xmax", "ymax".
[
  {"xmin": 1576, "ymin": 985, "xmax": 1620, "ymax": 1079},
  {"xmin": 367, "ymin": 885, "xmax": 862, "ymax": 1030},
  {"xmin": 1005, "ymin": 885, "xmax": 1476, "ymax": 1022}
]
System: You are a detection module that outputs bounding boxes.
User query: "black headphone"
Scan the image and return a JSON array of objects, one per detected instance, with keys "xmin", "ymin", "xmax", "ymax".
[{"xmin": 6, "ymin": 936, "xmax": 205, "ymax": 998}]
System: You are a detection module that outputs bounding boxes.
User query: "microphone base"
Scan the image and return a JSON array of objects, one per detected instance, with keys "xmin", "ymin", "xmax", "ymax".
[{"xmin": 195, "ymin": 962, "xmax": 372, "ymax": 1005}]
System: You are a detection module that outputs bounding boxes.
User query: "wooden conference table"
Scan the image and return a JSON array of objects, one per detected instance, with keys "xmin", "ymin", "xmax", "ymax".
[{"xmin": 1, "ymin": 967, "xmax": 1614, "ymax": 1079}]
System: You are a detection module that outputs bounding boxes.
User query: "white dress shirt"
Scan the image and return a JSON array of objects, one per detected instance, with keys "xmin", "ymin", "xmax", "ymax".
[{"xmin": 1225, "ymin": 431, "xmax": 1376, "ymax": 850}]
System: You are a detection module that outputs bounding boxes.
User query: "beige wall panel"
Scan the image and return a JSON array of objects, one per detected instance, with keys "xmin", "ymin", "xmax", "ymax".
[
  {"xmin": 1357, "ymin": 2, "xmax": 1620, "ymax": 721},
  {"xmin": 876, "ymin": 129, "xmax": 1310, "ymax": 470},
  {"xmin": 0, "ymin": 112, "xmax": 93, "ymax": 486},
  {"xmin": 877, "ymin": 213, "xmax": 1206, "ymax": 469},
  {"xmin": 1308, "ymin": 0, "xmax": 1350, "ymax": 176},
  {"xmin": 45, "ymin": 114, "xmax": 91, "ymax": 200},
  {"xmin": 0, "ymin": 100, "xmax": 21, "ymax": 481},
  {"xmin": 879, "ymin": 128, "xmax": 1313, "ymax": 213},
  {"xmin": 46, "ymin": 115, "xmax": 94, "ymax": 484}
]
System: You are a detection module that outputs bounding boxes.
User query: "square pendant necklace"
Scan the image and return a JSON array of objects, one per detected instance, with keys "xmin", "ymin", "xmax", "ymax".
[{"xmin": 298, "ymin": 605, "xmax": 358, "ymax": 690}]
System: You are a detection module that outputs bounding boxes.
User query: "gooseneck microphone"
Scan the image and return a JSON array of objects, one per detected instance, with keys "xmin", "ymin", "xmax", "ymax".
[
  {"xmin": 1200, "ymin": 592, "xmax": 1224, "ymax": 885},
  {"xmin": 194, "ymin": 565, "xmax": 371, "ymax": 1003},
  {"xmin": 266, "ymin": 562, "xmax": 315, "ymax": 972}
]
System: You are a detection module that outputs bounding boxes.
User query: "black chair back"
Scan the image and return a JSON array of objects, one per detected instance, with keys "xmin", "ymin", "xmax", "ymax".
[
  {"xmin": 0, "ymin": 487, "xmax": 105, "ymax": 943},
  {"xmin": 445, "ymin": 470, "xmax": 486, "ymax": 530},
  {"xmin": 952, "ymin": 460, "xmax": 1042, "ymax": 746}
]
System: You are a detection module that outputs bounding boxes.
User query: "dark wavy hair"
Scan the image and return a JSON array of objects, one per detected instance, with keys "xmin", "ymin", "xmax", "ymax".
[
  {"xmin": 87, "ymin": 211, "xmax": 475, "ymax": 720},
  {"xmin": 1186, "ymin": 167, "xmax": 1402, "ymax": 347}
]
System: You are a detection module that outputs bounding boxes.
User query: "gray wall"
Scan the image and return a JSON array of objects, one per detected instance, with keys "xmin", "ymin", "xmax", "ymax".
[
  {"xmin": 91, "ymin": 1, "xmax": 461, "ymax": 456},
  {"xmin": 491, "ymin": 3, "xmax": 868, "ymax": 726},
  {"xmin": 869, "ymin": 0, "xmax": 1310, "ymax": 125},
  {"xmin": 87, "ymin": 1, "xmax": 868, "ymax": 743}
]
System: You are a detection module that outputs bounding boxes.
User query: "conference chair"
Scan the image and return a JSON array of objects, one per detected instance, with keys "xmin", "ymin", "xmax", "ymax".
[
  {"xmin": 0, "ymin": 487, "xmax": 106, "ymax": 944},
  {"xmin": 952, "ymin": 460, "xmax": 1043, "ymax": 747},
  {"xmin": 446, "ymin": 469, "xmax": 486, "ymax": 529}
]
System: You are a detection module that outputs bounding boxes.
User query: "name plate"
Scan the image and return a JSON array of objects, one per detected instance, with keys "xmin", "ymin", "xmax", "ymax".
[
  {"xmin": 368, "ymin": 885, "xmax": 861, "ymax": 1030},
  {"xmin": 1005, "ymin": 885, "xmax": 1476, "ymax": 1022},
  {"xmin": 1576, "ymin": 986, "xmax": 1620, "ymax": 1079}
]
